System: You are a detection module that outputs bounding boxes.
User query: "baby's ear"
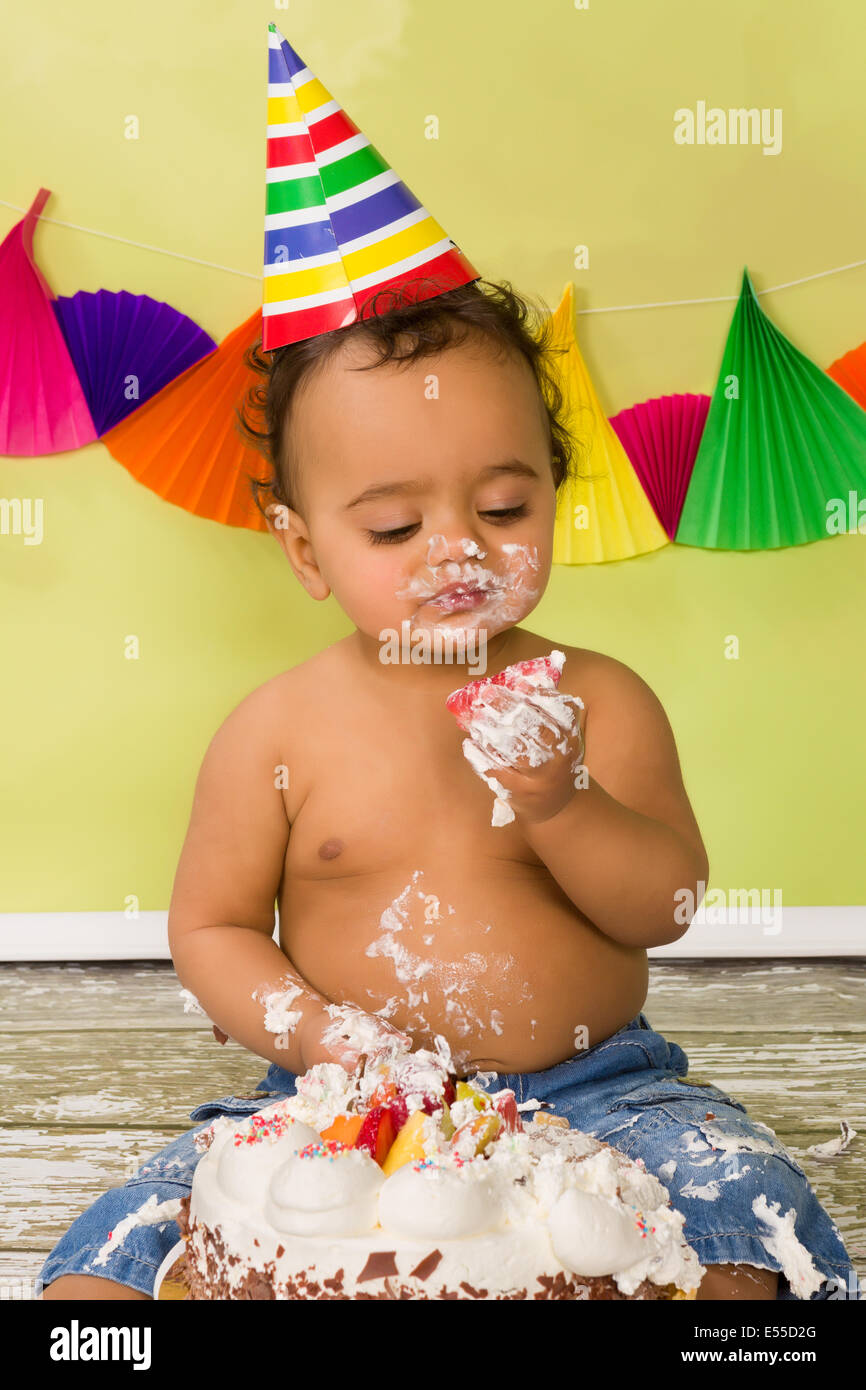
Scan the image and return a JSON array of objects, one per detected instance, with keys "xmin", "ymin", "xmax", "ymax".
[{"xmin": 268, "ymin": 504, "xmax": 330, "ymax": 601}]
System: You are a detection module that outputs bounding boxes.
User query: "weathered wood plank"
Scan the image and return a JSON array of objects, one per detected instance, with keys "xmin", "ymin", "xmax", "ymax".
[
  {"xmin": 2, "ymin": 1026, "xmax": 865, "ymax": 1137},
  {"xmin": 0, "ymin": 1031, "xmax": 266, "ymax": 1128},
  {"xmin": 0, "ymin": 1248, "xmax": 51, "ymax": 1295},
  {"xmin": 2, "ymin": 960, "xmax": 865, "ymax": 1032},
  {"xmin": 0, "ymin": 1128, "xmax": 189, "ymax": 1252},
  {"xmin": 646, "ymin": 961, "xmax": 866, "ymax": 1032}
]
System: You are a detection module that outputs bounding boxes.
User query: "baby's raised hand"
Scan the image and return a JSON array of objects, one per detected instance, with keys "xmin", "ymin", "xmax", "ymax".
[{"xmin": 464, "ymin": 683, "xmax": 585, "ymax": 826}]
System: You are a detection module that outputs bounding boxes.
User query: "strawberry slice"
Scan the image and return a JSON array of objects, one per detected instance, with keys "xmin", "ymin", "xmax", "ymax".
[
  {"xmin": 492, "ymin": 1090, "xmax": 523, "ymax": 1134},
  {"xmin": 353, "ymin": 1104, "xmax": 398, "ymax": 1166},
  {"xmin": 446, "ymin": 653, "xmax": 565, "ymax": 732},
  {"xmin": 389, "ymin": 1094, "xmax": 409, "ymax": 1134}
]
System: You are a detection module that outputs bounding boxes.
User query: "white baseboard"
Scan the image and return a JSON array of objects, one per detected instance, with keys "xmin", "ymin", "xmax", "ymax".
[{"xmin": 0, "ymin": 906, "xmax": 863, "ymax": 961}]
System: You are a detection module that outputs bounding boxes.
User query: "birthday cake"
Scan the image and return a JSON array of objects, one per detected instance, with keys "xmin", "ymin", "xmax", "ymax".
[{"xmin": 176, "ymin": 1038, "xmax": 704, "ymax": 1300}]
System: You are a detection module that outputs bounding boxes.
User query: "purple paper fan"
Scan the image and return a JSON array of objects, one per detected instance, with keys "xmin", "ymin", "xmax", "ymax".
[
  {"xmin": 52, "ymin": 289, "xmax": 217, "ymax": 435},
  {"xmin": 610, "ymin": 393, "xmax": 711, "ymax": 539}
]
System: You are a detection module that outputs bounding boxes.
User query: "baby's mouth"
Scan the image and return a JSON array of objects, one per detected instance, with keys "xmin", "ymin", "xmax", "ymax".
[{"xmin": 428, "ymin": 582, "xmax": 490, "ymax": 614}]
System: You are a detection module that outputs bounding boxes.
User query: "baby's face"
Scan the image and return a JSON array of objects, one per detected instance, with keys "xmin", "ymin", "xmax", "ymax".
[{"xmin": 278, "ymin": 333, "xmax": 558, "ymax": 646}]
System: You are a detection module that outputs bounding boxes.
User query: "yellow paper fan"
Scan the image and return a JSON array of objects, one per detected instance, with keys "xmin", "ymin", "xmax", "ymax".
[{"xmin": 548, "ymin": 284, "xmax": 669, "ymax": 564}]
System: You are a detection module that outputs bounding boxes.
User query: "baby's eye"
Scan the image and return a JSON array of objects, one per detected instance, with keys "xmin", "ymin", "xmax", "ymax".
[
  {"xmin": 365, "ymin": 504, "xmax": 527, "ymax": 545},
  {"xmin": 479, "ymin": 504, "xmax": 528, "ymax": 522},
  {"xmin": 366, "ymin": 522, "xmax": 421, "ymax": 545}
]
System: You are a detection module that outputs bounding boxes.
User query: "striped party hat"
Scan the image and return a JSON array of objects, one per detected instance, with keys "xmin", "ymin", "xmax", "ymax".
[{"xmin": 262, "ymin": 23, "xmax": 480, "ymax": 351}]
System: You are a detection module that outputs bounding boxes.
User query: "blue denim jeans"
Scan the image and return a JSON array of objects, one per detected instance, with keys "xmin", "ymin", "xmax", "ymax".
[{"xmin": 38, "ymin": 1012, "xmax": 861, "ymax": 1299}]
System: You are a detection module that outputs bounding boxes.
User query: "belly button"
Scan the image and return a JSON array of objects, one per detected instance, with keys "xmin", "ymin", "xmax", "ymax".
[{"xmin": 318, "ymin": 838, "xmax": 344, "ymax": 860}]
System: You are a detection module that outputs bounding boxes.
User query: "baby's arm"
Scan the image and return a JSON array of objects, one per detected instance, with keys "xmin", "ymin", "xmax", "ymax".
[
  {"xmin": 168, "ymin": 683, "xmax": 405, "ymax": 1075},
  {"xmin": 512, "ymin": 655, "xmax": 709, "ymax": 948}
]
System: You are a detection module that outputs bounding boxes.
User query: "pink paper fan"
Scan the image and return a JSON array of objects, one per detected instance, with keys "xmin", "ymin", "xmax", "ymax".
[
  {"xmin": 52, "ymin": 289, "xmax": 217, "ymax": 436},
  {"xmin": 609, "ymin": 393, "xmax": 710, "ymax": 539},
  {"xmin": 0, "ymin": 188, "xmax": 97, "ymax": 455}
]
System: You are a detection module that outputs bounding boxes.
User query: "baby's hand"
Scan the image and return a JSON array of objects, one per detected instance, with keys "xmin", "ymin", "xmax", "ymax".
[
  {"xmin": 299, "ymin": 1004, "xmax": 413, "ymax": 1075},
  {"xmin": 466, "ymin": 684, "xmax": 585, "ymax": 826}
]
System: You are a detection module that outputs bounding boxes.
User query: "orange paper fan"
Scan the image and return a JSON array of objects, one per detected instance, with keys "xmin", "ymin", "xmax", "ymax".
[{"xmin": 100, "ymin": 309, "xmax": 269, "ymax": 532}]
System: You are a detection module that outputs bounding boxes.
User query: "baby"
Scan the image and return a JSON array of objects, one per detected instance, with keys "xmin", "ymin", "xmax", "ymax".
[{"xmin": 40, "ymin": 280, "xmax": 858, "ymax": 1302}]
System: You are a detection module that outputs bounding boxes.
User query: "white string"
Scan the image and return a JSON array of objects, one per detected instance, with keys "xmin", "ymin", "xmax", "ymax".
[
  {"xmin": 2, "ymin": 197, "xmax": 864, "ymax": 310},
  {"xmin": 578, "ymin": 258, "xmax": 866, "ymax": 314},
  {"xmin": 0, "ymin": 199, "xmax": 260, "ymax": 281}
]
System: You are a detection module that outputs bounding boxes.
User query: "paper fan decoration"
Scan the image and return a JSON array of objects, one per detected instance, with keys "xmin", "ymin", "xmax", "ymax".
[
  {"xmin": 548, "ymin": 284, "xmax": 670, "ymax": 564},
  {"xmin": 262, "ymin": 23, "xmax": 480, "ymax": 349},
  {"xmin": 676, "ymin": 270, "xmax": 866, "ymax": 550},
  {"xmin": 609, "ymin": 394, "xmax": 710, "ymax": 540},
  {"xmin": 52, "ymin": 289, "xmax": 217, "ymax": 436},
  {"xmin": 100, "ymin": 309, "xmax": 268, "ymax": 532},
  {"xmin": 0, "ymin": 188, "xmax": 97, "ymax": 455},
  {"xmin": 826, "ymin": 341, "xmax": 866, "ymax": 413}
]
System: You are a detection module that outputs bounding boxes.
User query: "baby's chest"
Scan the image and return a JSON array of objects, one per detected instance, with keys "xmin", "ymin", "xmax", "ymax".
[{"xmin": 282, "ymin": 714, "xmax": 531, "ymax": 880}]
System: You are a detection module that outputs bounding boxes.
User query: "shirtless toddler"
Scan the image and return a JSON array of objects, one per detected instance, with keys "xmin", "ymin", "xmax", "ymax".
[
  {"xmin": 44, "ymin": 284, "xmax": 858, "ymax": 1302},
  {"xmin": 166, "ymin": 303, "xmax": 708, "ymax": 1083}
]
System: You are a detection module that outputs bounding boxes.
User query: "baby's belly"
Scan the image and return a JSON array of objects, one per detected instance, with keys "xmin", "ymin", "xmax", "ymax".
[{"xmin": 278, "ymin": 862, "xmax": 648, "ymax": 1077}]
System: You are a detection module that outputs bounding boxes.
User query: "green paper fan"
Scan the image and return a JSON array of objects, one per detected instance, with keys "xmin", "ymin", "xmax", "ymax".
[{"xmin": 676, "ymin": 269, "xmax": 866, "ymax": 549}]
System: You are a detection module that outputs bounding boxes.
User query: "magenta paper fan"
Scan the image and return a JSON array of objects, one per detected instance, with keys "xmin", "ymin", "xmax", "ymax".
[
  {"xmin": 609, "ymin": 393, "xmax": 711, "ymax": 539},
  {"xmin": 0, "ymin": 188, "xmax": 97, "ymax": 455},
  {"xmin": 52, "ymin": 289, "xmax": 217, "ymax": 436}
]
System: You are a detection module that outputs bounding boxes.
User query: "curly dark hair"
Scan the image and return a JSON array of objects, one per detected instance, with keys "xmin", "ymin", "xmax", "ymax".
[{"xmin": 236, "ymin": 276, "xmax": 585, "ymax": 522}]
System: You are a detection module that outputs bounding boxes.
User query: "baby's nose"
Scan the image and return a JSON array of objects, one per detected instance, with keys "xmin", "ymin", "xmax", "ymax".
[{"xmin": 425, "ymin": 533, "xmax": 487, "ymax": 567}]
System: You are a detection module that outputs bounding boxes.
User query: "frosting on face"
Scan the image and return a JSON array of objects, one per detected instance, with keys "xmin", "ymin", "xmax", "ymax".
[{"xmin": 395, "ymin": 537, "xmax": 543, "ymax": 637}]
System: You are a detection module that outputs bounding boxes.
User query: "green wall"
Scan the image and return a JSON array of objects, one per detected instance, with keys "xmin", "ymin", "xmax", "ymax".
[{"xmin": 1, "ymin": 0, "xmax": 864, "ymax": 910}]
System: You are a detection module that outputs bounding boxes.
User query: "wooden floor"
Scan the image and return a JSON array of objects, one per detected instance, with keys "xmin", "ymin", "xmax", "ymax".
[{"xmin": 1, "ymin": 959, "xmax": 863, "ymax": 1295}]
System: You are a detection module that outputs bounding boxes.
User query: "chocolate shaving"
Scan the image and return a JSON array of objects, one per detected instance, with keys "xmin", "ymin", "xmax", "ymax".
[
  {"xmin": 409, "ymin": 1249, "xmax": 443, "ymax": 1281},
  {"xmin": 358, "ymin": 1250, "xmax": 399, "ymax": 1282}
]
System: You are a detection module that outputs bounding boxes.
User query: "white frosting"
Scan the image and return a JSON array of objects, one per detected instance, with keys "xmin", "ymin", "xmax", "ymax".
[
  {"xmin": 189, "ymin": 1095, "xmax": 705, "ymax": 1298},
  {"xmin": 216, "ymin": 1106, "xmax": 321, "ymax": 1201},
  {"xmin": 320, "ymin": 1002, "xmax": 413, "ymax": 1061},
  {"xmin": 395, "ymin": 540, "xmax": 542, "ymax": 637},
  {"xmin": 257, "ymin": 982, "xmax": 305, "ymax": 1036},
  {"xmin": 549, "ymin": 1187, "xmax": 658, "ymax": 1276},
  {"xmin": 92, "ymin": 1194, "xmax": 183, "ymax": 1268},
  {"xmin": 266, "ymin": 1146, "xmax": 384, "ymax": 1237},
  {"xmin": 450, "ymin": 650, "xmax": 584, "ymax": 826},
  {"xmin": 378, "ymin": 1158, "xmax": 504, "ymax": 1240}
]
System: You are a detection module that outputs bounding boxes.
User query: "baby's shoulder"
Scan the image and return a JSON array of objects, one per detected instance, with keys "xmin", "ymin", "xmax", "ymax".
[
  {"xmin": 553, "ymin": 643, "xmax": 656, "ymax": 711},
  {"xmin": 210, "ymin": 644, "xmax": 346, "ymax": 746}
]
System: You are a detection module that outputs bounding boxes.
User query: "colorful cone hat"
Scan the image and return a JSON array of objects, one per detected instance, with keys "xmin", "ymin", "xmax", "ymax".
[{"xmin": 262, "ymin": 24, "xmax": 480, "ymax": 351}]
